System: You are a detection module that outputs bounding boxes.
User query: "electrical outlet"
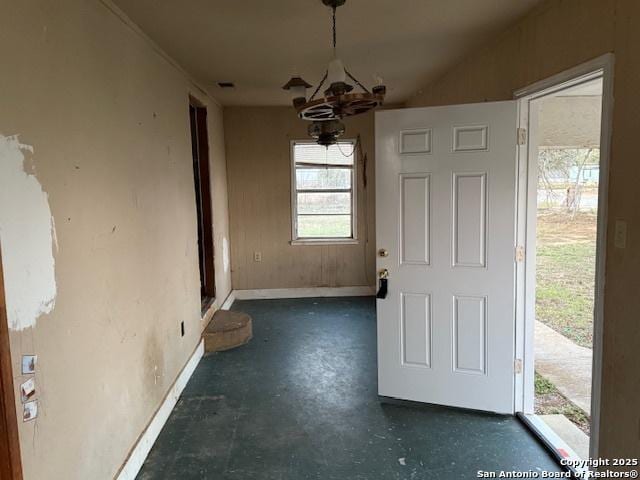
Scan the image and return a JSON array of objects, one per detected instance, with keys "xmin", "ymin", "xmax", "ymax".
[
  {"xmin": 614, "ymin": 220, "xmax": 627, "ymax": 249},
  {"xmin": 254, "ymin": 251, "xmax": 262, "ymax": 262}
]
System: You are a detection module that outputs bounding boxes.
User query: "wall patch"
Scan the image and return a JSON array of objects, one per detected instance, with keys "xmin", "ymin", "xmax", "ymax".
[{"xmin": 0, "ymin": 134, "xmax": 57, "ymax": 330}]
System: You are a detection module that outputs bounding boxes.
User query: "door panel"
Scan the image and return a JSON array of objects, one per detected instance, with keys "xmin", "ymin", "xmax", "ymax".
[
  {"xmin": 453, "ymin": 173, "xmax": 487, "ymax": 267},
  {"xmin": 376, "ymin": 102, "xmax": 518, "ymax": 414},
  {"xmin": 453, "ymin": 295, "xmax": 487, "ymax": 374},
  {"xmin": 400, "ymin": 292, "xmax": 432, "ymax": 367},
  {"xmin": 400, "ymin": 174, "xmax": 430, "ymax": 265}
]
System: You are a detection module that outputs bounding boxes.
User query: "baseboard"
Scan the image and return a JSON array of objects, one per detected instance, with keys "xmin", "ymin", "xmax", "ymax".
[
  {"xmin": 233, "ymin": 286, "xmax": 376, "ymax": 300},
  {"xmin": 114, "ymin": 286, "xmax": 371, "ymax": 478},
  {"xmin": 220, "ymin": 290, "xmax": 236, "ymax": 310},
  {"xmin": 115, "ymin": 339, "xmax": 204, "ymax": 480}
]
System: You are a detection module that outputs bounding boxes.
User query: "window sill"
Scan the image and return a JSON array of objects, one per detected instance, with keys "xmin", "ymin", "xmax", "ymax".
[{"xmin": 290, "ymin": 238, "xmax": 359, "ymax": 246}]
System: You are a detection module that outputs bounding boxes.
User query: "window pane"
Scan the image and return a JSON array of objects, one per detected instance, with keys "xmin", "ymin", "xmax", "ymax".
[
  {"xmin": 294, "ymin": 142, "xmax": 354, "ymax": 166},
  {"xmin": 296, "ymin": 168, "xmax": 351, "ymax": 190},
  {"xmin": 298, "ymin": 215, "xmax": 352, "ymax": 238},
  {"xmin": 297, "ymin": 192, "xmax": 351, "ymax": 214}
]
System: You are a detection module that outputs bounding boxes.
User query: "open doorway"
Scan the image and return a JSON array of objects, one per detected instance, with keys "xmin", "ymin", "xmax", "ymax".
[
  {"xmin": 532, "ymin": 78, "xmax": 602, "ymax": 460},
  {"xmin": 189, "ymin": 99, "xmax": 216, "ymax": 311},
  {"xmin": 516, "ymin": 56, "xmax": 613, "ymax": 467}
]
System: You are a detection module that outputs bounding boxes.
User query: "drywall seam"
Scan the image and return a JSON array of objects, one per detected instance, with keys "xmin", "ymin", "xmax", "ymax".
[{"xmin": 0, "ymin": 134, "xmax": 57, "ymax": 330}]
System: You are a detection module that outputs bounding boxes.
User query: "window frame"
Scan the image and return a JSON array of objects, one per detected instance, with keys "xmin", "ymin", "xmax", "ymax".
[{"xmin": 290, "ymin": 139, "xmax": 358, "ymax": 245}]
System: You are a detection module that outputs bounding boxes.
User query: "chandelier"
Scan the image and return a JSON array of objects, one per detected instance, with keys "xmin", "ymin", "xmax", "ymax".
[{"xmin": 282, "ymin": 0, "xmax": 386, "ymax": 146}]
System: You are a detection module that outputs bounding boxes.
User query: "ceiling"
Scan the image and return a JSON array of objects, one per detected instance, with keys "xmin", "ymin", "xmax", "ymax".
[
  {"xmin": 538, "ymin": 78, "xmax": 603, "ymax": 147},
  {"xmin": 113, "ymin": 0, "xmax": 542, "ymax": 106},
  {"xmin": 556, "ymin": 78, "xmax": 603, "ymax": 97}
]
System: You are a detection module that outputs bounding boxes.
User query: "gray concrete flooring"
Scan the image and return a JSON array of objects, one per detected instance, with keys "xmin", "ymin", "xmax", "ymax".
[
  {"xmin": 539, "ymin": 414, "xmax": 590, "ymax": 460},
  {"xmin": 137, "ymin": 297, "xmax": 561, "ymax": 479},
  {"xmin": 535, "ymin": 321, "xmax": 592, "ymax": 413}
]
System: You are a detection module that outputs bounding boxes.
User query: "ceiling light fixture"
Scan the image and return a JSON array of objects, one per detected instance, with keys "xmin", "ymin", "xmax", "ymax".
[{"xmin": 282, "ymin": 0, "xmax": 386, "ymax": 146}]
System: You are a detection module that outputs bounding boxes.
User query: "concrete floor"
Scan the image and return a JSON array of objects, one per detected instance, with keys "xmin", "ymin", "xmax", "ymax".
[
  {"xmin": 535, "ymin": 321, "xmax": 592, "ymax": 413},
  {"xmin": 539, "ymin": 414, "xmax": 590, "ymax": 459},
  {"xmin": 137, "ymin": 297, "xmax": 561, "ymax": 479}
]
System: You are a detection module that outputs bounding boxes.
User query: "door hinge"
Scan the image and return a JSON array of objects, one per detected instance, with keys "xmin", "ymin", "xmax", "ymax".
[
  {"xmin": 514, "ymin": 358, "xmax": 523, "ymax": 374},
  {"xmin": 515, "ymin": 245, "xmax": 525, "ymax": 263},
  {"xmin": 517, "ymin": 127, "xmax": 527, "ymax": 146}
]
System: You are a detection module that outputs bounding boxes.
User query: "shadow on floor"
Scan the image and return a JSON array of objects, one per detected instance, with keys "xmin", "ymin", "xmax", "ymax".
[{"xmin": 137, "ymin": 297, "xmax": 560, "ymax": 480}]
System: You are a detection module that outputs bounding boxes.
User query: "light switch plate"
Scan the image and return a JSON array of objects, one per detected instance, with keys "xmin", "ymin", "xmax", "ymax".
[
  {"xmin": 21, "ymin": 355, "xmax": 37, "ymax": 374},
  {"xmin": 23, "ymin": 400, "xmax": 38, "ymax": 422},
  {"xmin": 20, "ymin": 378, "xmax": 36, "ymax": 403}
]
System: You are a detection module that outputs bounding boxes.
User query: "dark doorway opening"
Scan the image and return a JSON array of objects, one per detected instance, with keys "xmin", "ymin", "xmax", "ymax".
[{"xmin": 189, "ymin": 100, "xmax": 215, "ymax": 311}]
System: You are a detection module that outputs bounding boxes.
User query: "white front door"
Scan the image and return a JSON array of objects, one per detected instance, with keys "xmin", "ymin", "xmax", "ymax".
[{"xmin": 375, "ymin": 102, "xmax": 518, "ymax": 414}]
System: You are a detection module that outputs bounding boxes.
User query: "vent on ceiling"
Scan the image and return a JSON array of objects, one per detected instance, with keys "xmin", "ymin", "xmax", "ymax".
[{"xmin": 217, "ymin": 82, "xmax": 235, "ymax": 89}]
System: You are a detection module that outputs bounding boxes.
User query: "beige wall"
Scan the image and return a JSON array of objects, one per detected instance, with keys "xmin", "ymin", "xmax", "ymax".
[
  {"xmin": 0, "ymin": 1, "xmax": 231, "ymax": 479},
  {"xmin": 224, "ymin": 107, "xmax": 376, "ymax": 290},
  {"xmin": 408, "ymin": 0, "xmax": 639, "ymax": 460}
]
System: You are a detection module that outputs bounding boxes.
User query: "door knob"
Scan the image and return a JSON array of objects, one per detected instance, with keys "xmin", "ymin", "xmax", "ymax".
[{"xmin": 378, "ymin": 268, "xmax": 389, "ymax": 279}]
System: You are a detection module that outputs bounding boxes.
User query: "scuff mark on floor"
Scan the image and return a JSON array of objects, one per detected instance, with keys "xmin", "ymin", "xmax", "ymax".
[{"xmin": 0, "ymin": 134, "xmax": 57, "ymax": 330}]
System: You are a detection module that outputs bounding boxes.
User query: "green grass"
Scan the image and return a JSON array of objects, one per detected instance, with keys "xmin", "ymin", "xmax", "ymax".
[
  {"xmin": 536, "ymin": 233, "xmax": 596, "ymax": 348},
  {"xmin": 297, "ymin": 215, "xmax": 351, "ymax": 238},
  {"xmin": 534, "ymin": 373, "xmax": 555, "ymax": 395},
  {"xmin": 534, "ymin": 211, "xmax": 595, "ymax": 434},
  {"xmin": 535, "ymin": 373, "xmax": 590, "ymax": 433},
  {"xmin": 536, "ymin": 215, "xmax": 596, "ymax": 348}
]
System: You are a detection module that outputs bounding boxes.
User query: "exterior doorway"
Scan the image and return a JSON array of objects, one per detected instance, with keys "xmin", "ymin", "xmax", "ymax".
[{"xmin": 515, "ymin": 55, "xmax": 613, "ymax": 468}]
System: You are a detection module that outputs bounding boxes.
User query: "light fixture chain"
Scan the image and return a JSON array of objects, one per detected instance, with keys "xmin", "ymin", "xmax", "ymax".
[
  {"xmin": 282, "ymin": 0, "xmax": 386, "ymax": 146},
  {"xmin": 309, "ymin": 71, "xmax": 328, "ymax": 102},
  {"xmin": 345, "ymin": 69, "xmax": 371, "ymax": 94},
  {"xmin": 332, "ymin": 6, "xmax": 337, "ymax": 55}
]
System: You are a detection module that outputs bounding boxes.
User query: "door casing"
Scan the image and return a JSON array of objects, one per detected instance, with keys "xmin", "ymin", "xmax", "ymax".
[
  {"xmin": 189, "ymin": 96, "xmax": 216, "ymax": 311},
  {"xmin": 513, "ymin": 53, "xmax": 615, "ymax": 460},
  {"xmin": 0, "ymin": 246, "xmax": 23, "ymax": 480}
]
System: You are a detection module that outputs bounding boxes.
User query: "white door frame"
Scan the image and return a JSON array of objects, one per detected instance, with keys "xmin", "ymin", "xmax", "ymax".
[{"xmin": 513, "ymin": 53, "xmax": 614, "ymax": 459}]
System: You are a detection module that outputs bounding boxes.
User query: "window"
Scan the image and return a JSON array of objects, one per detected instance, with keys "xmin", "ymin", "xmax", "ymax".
[
  {"xmin": 291, "ymin": 140, "xmax": 357, "ymax": 244},
  {"xmin": 189, "ymin": 100, "xmax": 215, "ymax": 308}
]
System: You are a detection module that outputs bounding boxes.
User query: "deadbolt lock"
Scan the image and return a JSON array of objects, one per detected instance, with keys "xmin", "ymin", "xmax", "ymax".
[
  {"xmin": 378, "ymin": 268, "xmax": 389, "ymax": 279},
  {"xmin": 378, "ymin": 248, "xmax": 389, "ymax": 258}
]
